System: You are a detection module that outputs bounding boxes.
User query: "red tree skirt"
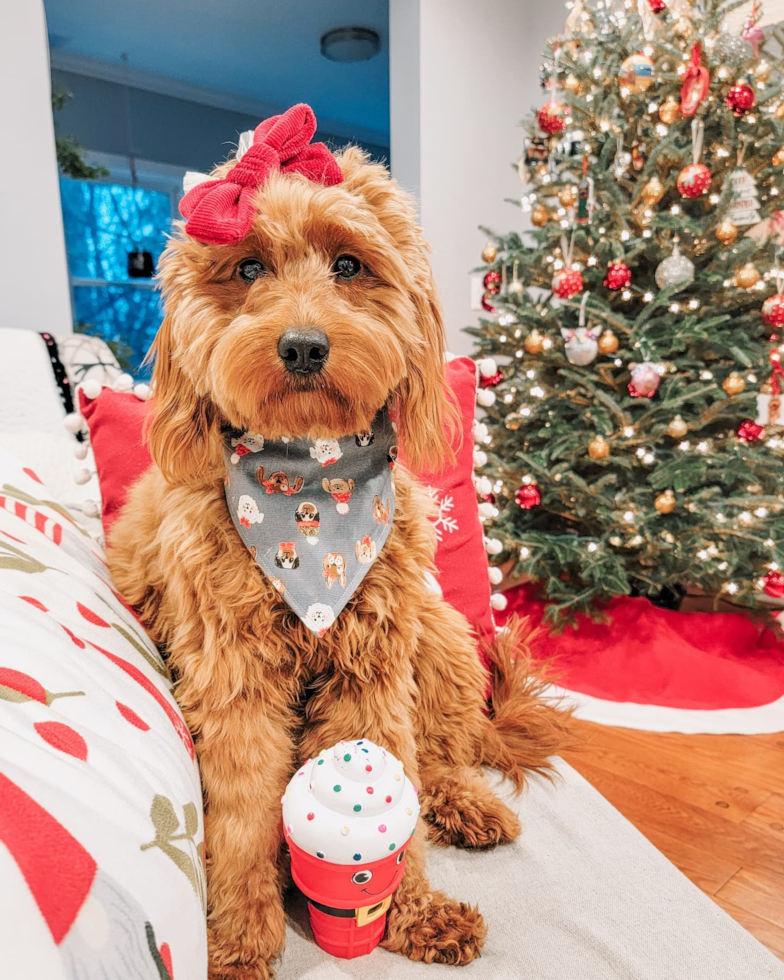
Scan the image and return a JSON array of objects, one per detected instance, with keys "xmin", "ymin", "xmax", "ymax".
[{"xmin": 498, "ymin": 585, "xmax": 784, "ymax": 734}]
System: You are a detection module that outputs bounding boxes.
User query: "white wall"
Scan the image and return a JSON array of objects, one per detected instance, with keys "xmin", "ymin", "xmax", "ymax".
[
  {"xmin": 0, "ymin": 2, "xmax": 72, "ymax": 332},
  {"xmin": 390, "ymin": 0, "xmax": 566, "ymax": 354}
]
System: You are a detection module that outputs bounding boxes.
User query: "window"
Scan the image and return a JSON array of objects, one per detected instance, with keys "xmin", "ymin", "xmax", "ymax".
[{"xmin": 59, "ymin": 170, "xmax": 176, "ymax": 375}]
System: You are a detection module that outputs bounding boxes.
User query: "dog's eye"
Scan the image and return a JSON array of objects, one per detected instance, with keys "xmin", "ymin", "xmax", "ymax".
[
  {"xmin": 396, "ymin": 849, "xmax": 406, "ymax": 865},
  {"xmin": 238, "ymin": 258, "xmax": 266, "ymax": 283},
  {"xmin": 351, "ymin": 870, "xmax": 373, "ymax": 885},
  {"xmin": 333, "ymin": 255, "xmax": 361, "ymax": 280}
]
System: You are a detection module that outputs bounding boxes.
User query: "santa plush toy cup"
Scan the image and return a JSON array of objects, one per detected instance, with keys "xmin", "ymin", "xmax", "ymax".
[{"xmin": 282, "ymin": 738, "xmax": 420, "ymax": 959}]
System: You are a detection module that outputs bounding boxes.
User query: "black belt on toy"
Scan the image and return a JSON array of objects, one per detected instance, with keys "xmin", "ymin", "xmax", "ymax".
[{"xmin": 308, "ymin": 895, "xmax": 391, "ymax": 926}]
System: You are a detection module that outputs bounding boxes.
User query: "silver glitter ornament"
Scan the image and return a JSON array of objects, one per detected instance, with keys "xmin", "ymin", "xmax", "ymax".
[
  {"xmin": 714, "ymin": 29, "xmax": 745, "ymax": 64},
  {"xmin": 655, "ymin": 244, "xmax": 695, "ymax": 290}
]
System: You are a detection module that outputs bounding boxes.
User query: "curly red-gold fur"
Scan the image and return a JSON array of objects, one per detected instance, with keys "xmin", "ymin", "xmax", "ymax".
[{"xmin": 108, "ymin": 145, "xmax": 571, "ymax": 979}]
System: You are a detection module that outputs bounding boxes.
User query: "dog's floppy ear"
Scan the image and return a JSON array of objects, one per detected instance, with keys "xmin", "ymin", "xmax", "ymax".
[
  {"xmin": 395, "ymin": 267, "xmax": 457, "ymax": 473},
  {"xmin": 147, "ymin": 314, "xmax": 216, "ymax": 486}
]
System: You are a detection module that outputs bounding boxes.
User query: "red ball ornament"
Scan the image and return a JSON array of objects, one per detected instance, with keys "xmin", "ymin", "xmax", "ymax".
[
  {"xmin": 538, "ymin": 101, "xmax": 568, "ymax": 135},
  {"xmin": 481, "ymin": 292, "xmax": 496, "ymax": 313},
  {"xmin": 628, "ymin": 362, "xmax": 663, "ymax": 398},
  {"xmin": 737, "ymin": 420, "xmax": 765, "ymax": 442},
  {"xmin": 647, "ymin": 0, "xmax": 666, "ymax": 10},
  {"xmin": 762, "ymin": 294, "xmax": 784, "ymax": 327},
  {"xmin": 726, "ymin": 83, "xmax": 755, "ymax": 117},
  {"xmin": 676, "ymin": 163, "xmax": 712, "ymax": 198},
  {"xmin": 604, "ymin": 262, "xmax": 632, "ymax": 291},
  {"xmin": 763, "ymin": 570, "xmax": 784, "ymax": 598},
  {"xmin": 552, "ymin": 267, "xmax": 584, "ymax": 299},
  {"xmin": 515, "ymin": 484, "xmax": 541, "ymax": 510},
  {"xmin": 483, "ymin": 270, "xmax": 502, "ymax": 293},
  {"xmin": 479, "ymin": 370, "xmax": 504, "ymax": 388}
]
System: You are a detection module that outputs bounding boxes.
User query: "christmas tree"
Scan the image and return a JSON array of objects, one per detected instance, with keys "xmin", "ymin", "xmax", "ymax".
[{"xmin": 470, "ymin": 0, "xmax": 784, "ymax": 624}]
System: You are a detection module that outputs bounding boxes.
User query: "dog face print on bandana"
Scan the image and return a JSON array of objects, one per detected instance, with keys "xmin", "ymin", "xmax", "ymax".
[{"xmin": 224, "ymin": 407, "xmax": 396, "ymax": 635}]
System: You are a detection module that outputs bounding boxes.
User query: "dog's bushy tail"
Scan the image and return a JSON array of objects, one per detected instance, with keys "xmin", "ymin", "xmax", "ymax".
[{"xmin": 480, "ymin": 615, "xmax": 576, "ymax": 792}]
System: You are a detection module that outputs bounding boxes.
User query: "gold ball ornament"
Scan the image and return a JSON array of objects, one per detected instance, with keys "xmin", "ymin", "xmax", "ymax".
[
  {"xmin": 776, "ymin": 102, "xmax": 784, "ymax": 119},
  {"xmin": 716, "ymin": 218, "xmax": 738, "ymax": 244},
  {"xmin": 659, "ymin": 97, "xmax": 679, "ymax": 124},
  {"xmin": 641, "ymin": 176, "xmax": 664, "ymax": 206},
  {"xmin": 564, "ymin": 73, "xmax": 582, "ymax": 94},
  {"xmin": 505, "ymin": 413, "xmax": 523, "ymax": 430},
  {"xmin": 524, "ymin": 328, "xmax": 545, "ymax": 354},
  {"xmin": 722, "ymin": 372, "xmax": 745, "ymax": 396},
  {"xmin": 559, "ymin": 185, "xmax": 578, "ymax": 208},
  {"xmin": 597, "ymin": 328, "xmax": 619, "ymax": 355},
  {"xmin": 755, "ymin": 60, "xmax": 772, "ymax": 82},
  {"xmin": 588, "ymin": 434, "xmax": 610, "ymax": 459},
  {"xmin": 736, "ymin": 263, "xmax": 760, "ymax": 289},
  {"xmin": 673, "ymin": 17, "xmax": 692, "ymax": 38},
  {"xmin": 531, "ymin": 204, "xmax": 549, "ymax": 227},
  {"xmin": 507, "ymin": 277, "xmax": 525, "ymax": 297},
  {"xmin": 666, "ymin": 415, "xmax": 688, "ymax": 439},
  {"xmin": 773, "ymin": 148, "xmax": 784, "ymax": 167},
  {"xmin": 482, "ymin": 243, "xmax": 498, "ymax": 264},
  {"xmin": 654, "ymin": 489, "xmax": 677, "ymax": 514}
]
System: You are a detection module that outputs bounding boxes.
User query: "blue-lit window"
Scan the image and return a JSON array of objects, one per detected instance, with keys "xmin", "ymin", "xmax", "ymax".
[{"xmin": 60, "ymin": 178, "xmax": 172, "ymax": 373}]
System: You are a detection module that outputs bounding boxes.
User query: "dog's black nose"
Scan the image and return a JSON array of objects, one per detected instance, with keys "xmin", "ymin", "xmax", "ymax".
[{"xmin": 277, "ymin": 328, "xmax": 330, "ymax": 375}]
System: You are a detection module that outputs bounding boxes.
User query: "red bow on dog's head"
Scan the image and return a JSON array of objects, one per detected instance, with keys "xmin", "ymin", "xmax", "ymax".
[{"xmin": 179, "ymin": 103, "xmax": 344, "ymax": 245}]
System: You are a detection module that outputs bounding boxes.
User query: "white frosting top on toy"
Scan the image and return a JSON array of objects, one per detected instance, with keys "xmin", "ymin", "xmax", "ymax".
[{"xmin": 282, "ymin": 739, "xmax": 420, "ymax": 864}]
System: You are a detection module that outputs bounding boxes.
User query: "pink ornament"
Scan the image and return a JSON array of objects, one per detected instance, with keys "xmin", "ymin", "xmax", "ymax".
[
  {"xmin": 515, "ymin": 484, "xmax": 541, "ymax": 509},
  {"xmin": 677, "ymin": 163, "xmax": 712, "ymax": 198},
  {"xmin": 726, "ymin": 83, "xmax": 755, "ymax": 117},
  {"xmin": 604, "ymin": 262, "xmax": 632, "ymax": 291},
  {"xmin": 552, "ymin": 267, "xmax": 584, "ymax": 299},
  {"xmin": 538, "ymin": 101, "xmax": 568, "ymax": 135},
  {"xmin": 762, "ymin": 295, "xmax": 784, "ymax": 327},
  {"xmin": 628, "ymin": 362, "xmax": 663, "ymax": 398},
  {"xmin": 743, "ymin": 17, "xmax": 765, "ymax": 57}
]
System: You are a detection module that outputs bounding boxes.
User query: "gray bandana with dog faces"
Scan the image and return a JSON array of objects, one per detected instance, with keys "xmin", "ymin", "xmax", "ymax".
[{"xmin": 223, "ymin": 408, "xmax": 397, "ymax": 635}]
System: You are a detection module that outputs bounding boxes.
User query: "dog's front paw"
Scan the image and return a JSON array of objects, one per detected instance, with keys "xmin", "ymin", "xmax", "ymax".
[
  {"xmin": 422, "ymin": 780, "xmax": 521, "ymax": 850},
  {"xmin": 208, "ymin": 930, "xmax": 279, "ymax": 980},
  {"xmin": 382, "ymin": 892, "xmax": 486, "ymax": 965}
]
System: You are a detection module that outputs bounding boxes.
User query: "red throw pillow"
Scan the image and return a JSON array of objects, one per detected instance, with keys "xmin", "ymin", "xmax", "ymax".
[{"xmin": 80, "ymin": 358, "xmax": 495, "ymax": 659}]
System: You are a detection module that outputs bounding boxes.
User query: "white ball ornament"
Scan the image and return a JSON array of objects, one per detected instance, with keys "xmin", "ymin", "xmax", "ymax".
[
  {"xmin": 64, "ymin": 412, "xmax": 86, "ymax": 434},
  {"xmin": 654, "ymin": 245, "xmax": 694, "ymax": 290},
  {"xmin": 112, "ymin": 373, "xmax": 135, "ymax": 393},
  {"xmin": 74, "ymin": 468, "xmax": 93, "ymax": 486},
  {"xmin": 490, "ymin": 592, "xmax": 508, "ymax": 611},
  {"xmin": 485, "ymin": 537, "xmax": 504, "ymax": 555},
  {"xmin": 488, "ymin": 566, "xmax": 504, "ymax": 585},
  {"xmin": 478, "ymin": 357, "xmax": 498, "ymax": 378},
  {"xmin": 476, "ymin": 388, "xmax": 496, "ymax": 407},
  {"xmin": 80, "ymin": 380, "xmax": 103, "ymax": 400}
]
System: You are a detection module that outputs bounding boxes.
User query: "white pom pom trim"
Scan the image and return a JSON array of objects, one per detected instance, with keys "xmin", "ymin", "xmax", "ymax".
[
  {"xmin": 474, "ymin": 476, "xmax": 492, "ymax": 496},
  {"xmin": 485, "ymin": 537, "xmax": 503, "ymax": 556},
  {"xmin": 478, "ymin": 357, "xmax": 498, "ymax": 378},
  {"xmin": 473, "ymin": 450, "xmax": 488, "ymax": 468},
  {"xmin": 490, "ymin": 592, "xmax": 508, "ymax": 611},
  {"xmin": 81, "ymin": 499, "xmax": 101, "ymax": 518},
  {"xmin": 476, "ymin": 388, "xmax": 496, "ymax": 408},
  {"xmin": 473, "ymin": 421, "xmax": 489, "ymax": 441},
  {"xmin": 488, "ymin": 567, "xmax": 504, "ymax": 585},
  {"xmin": 74, "ymin": 468, "xmax": 93, "ymax": 486},
  {"xmin": 133, "ymin": 383, "xmax": 151, "ymax": 401},
  {"xmin": 478, "ymin": 502, "xmax": 498, "ymax": 518},
  {"xmin": 64, "ymin": 412, "xmax": 86, "ymax": 434},
  {"xmin": 73, "ymin": 443, "xmax": 89, "ymax": 461},
  {"xmin": 80, "ymin": 380, "xmax": 103, "ymax": 401},
  {"xmin": 112, "ymin": 373, "xmax": 134, "ymax": 392}
]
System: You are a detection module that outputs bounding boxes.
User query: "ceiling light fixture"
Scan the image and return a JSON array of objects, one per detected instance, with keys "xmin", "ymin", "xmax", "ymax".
[{"xmin": 320, "ymin": 27, "xmax": 381, "ymax": 63}]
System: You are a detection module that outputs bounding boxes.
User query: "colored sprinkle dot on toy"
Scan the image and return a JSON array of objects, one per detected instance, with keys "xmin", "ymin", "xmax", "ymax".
[
  {"xmin": 317, "ymin": 759, "xmax": 324, "ymax": 765},
  {"xmin": 394, "ymin": 774, "xmax": 401, "ymax": 781},
  {"xmin": 353, "ymin": 804, "xmax": 362, "ymax": 812},
  {"xmin": 406, "ymin": 807, "xmax": 412, "ymax": 815},
  {"xmin": 317, "ymin": 851, "xmax": 325, "ymax": 859},
  {"xmin": 280, "ymin": 796, "xmax": 285, "ymax": 804},
  {"xmin": 389, "ymin": 843, "xmax": 396, "ymax": 851},
  {"xmin": 367, "ymin": 787, "xmax": 374, "ymax": 795},
  {"xmin": 365, "ymin": 764, "xmax": 372, "ymax": 772},
  {"xmin": 357, "ymin": 740, "xmax": 364, "ymax": 745},
  {"xmin": 343, "ymin": 753, "xmax": 352, "ymax": 762},
  {"xmin": 286, "ymin": 824, "xmax": 292, "ymax": 835},
  {"xmin": 353, "ymin": 853, "xmax": 362, "ymax": 861},
  {"xmin": 341, "ymin": 826, "xmax": 350, "ymax": 836},
  {"xmin": 297, "ymin": 771, "xmax": 304, "ymax": 777},
  {"xmin": 379, "ymin": 824, "xmax": 387, "ymax": 833},
  {"xmin": 386, "ymin": 795, "xmax": 392, "ymax": 803},
  {"xmin": 362, "ymin": 748, "xmax": 369, "ymax": 753},
  {"xmin": 333, "ymin": 785, "xmax": 341, "ymax": 792},
  {"xmin": 307, "ymin": 812, "xmax": 314, "ymax": 821},
  {"xmin": 414, "ymin": 787, "xmax": 419, "ymax": 794}
]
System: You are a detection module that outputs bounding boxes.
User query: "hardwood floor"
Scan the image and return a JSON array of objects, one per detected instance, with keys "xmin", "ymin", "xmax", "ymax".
[{"xmin": 561, "ymin": 719, "xmax": 784, "ymax": 960}]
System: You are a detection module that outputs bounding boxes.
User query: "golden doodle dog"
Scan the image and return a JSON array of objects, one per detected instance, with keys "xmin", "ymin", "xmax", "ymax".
[{"xmin": 108, "ymin": 104, "xmax": 568, "ymax": 979}]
